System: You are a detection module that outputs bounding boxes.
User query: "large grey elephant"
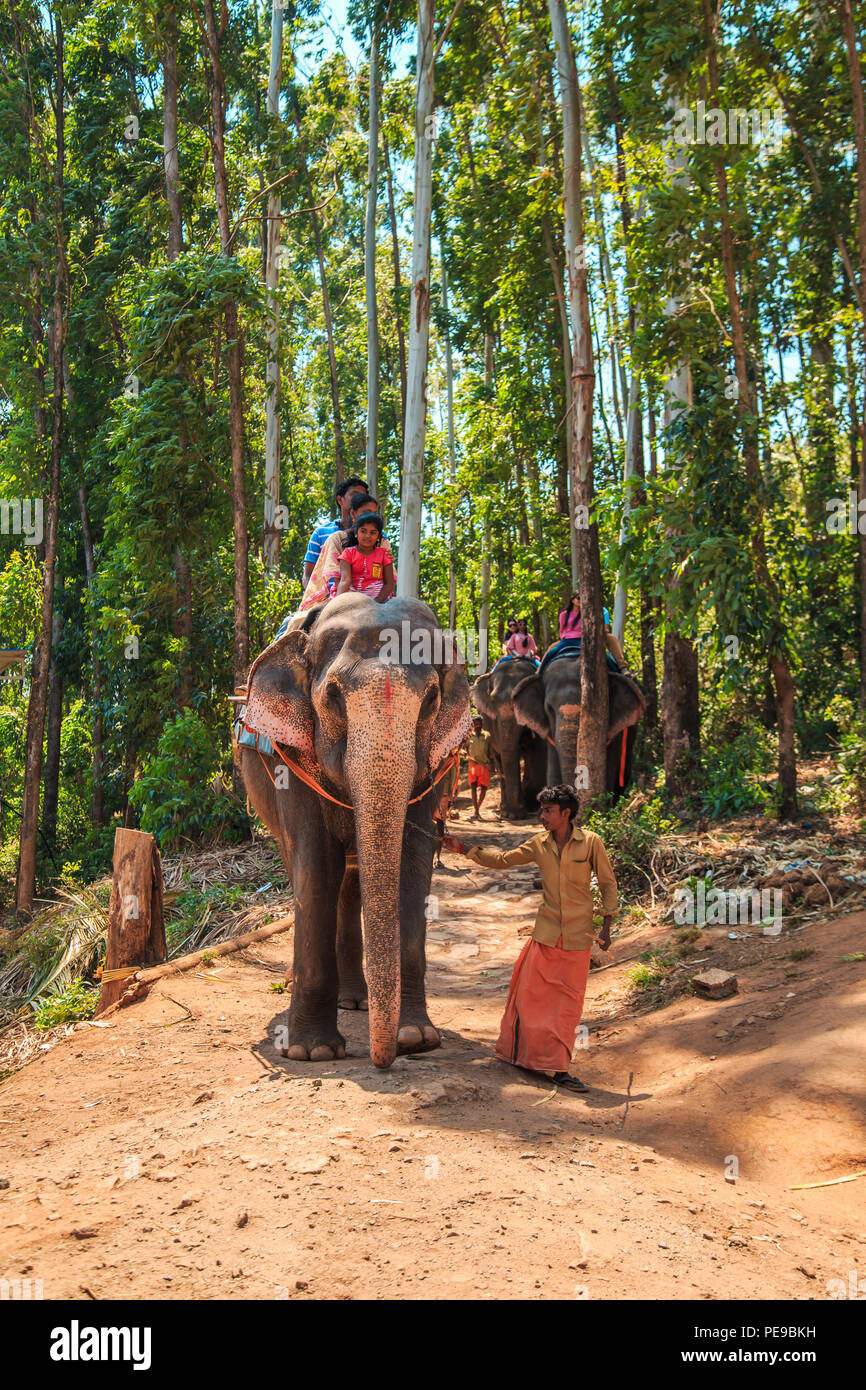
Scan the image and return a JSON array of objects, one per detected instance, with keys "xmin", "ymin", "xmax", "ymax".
[
  {"xmin": 240, "ymin": 594, "xmax": 471, "ymax": 1070},
  {"xmin": 512, "ymin": 655, "xmax": 646, "ymax": 800},
  {"xmin": 470, "ymin": 659, "xmax": 546, "ymax": 818}
]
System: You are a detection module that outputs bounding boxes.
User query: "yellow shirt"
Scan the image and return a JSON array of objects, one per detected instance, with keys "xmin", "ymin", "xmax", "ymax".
[
  {"xmin": 466, "ymin": 732, "xmax": 492, "ymax": 765},
  {"xmin": 465, "ymin": 824, "xmax": 618, "ymax": 951}
]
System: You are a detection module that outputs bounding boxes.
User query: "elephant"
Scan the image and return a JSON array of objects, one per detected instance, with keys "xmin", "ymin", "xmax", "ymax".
[
  {"xmin": 511, "ymin": 654, "xmax": 646, "ymax": 800},
  {"xmin": 240, "ymin": 593, "xmax": 471, "ymax": 1070},
  {"xmin": 470, "ymin": 659, "xmax": 547, "ymax": 818}
]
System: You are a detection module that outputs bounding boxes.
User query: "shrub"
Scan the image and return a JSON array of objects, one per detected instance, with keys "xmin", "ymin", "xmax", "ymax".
[
  {"xmin": 31, "ymin": 978, "xmax": 100, "ymax": 1031},
  {"xmin": 584, "ymin": 792, "xmax": 676, "ymax": 893},
  {"xmin": 838, "ymin": 717, "xmax": 866, "ymax": 813},
  {"xmin": 128, "ymin": 709, "xmax": 249, "ymax": 852},
  {"xmin": 695, "ymin": 727, "xmax": 776, "ymax": 819}
]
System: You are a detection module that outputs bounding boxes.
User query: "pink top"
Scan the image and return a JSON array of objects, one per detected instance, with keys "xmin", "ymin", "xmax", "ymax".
[
  {"xmin": 560, "ymin": 608, "xmax": 581, "ymax": 639},
  {"xmin": 342, "ymin": 544, "xmax": 389, "ymax": 597},
  {"xmin": 506, "ymin": 631, "xmax": 538, "ymax": 658}
]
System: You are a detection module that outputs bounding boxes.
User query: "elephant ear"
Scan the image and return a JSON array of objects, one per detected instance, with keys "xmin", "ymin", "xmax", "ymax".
[
  {"xmin": 430, "ymin": 657, "xmax": 472, "ymax": 769},
  {"xmin": 512, "ymin": 672, "xmax": 550, "ymax": 740},
  {"xmin": 607, "ymin": 671, "xmax": 647, "ymax": 743},
  {"xmin": 470, "ymin": 672, "xmax": 495, "ymax": 719},
  {"xmin": 244, "ymin": 631, "xmax": 315, "ymax": 758}
]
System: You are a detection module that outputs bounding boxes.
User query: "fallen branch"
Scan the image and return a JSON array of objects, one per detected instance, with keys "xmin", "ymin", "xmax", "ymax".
[
  {"xmin": 790, "ymin": 1171, "xmax": 866, "ymax": 1191},
  {"xmin": 100, "ymin": 916, "xmax": 294, "ymax": 1014}
]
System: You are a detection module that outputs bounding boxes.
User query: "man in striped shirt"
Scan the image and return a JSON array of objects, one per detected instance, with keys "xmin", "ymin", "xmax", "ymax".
[{"xmin": 302, "ymin": 475, "xmax": 367, "ymax": 589}]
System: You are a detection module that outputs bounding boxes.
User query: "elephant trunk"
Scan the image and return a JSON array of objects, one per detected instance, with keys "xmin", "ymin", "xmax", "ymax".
[
  {"xmin": 499, "ymin": 735, "xmax": 522, "ymax": 816},
  {"xmin": 345, "ymin": 680, "xmax": 420, "ymax": 1069},
  {"xmin": 554, "ymin": 708, "xmax": 581, "ymax": 791}
]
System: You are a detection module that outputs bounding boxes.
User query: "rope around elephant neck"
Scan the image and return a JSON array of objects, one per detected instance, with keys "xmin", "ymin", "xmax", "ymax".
[{"xmin": 257, "ymin": 742, "xmax": 458, "ymax": 814}]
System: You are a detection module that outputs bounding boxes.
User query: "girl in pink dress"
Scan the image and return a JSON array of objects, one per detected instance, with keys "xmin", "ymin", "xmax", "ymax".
[
  {"xmin": 505, "ymin": 617, "xmax": 539, "ymax": 660},
  {"xmin": 337, "ymin": 513, "xmax": 395, "ymax": 602}
]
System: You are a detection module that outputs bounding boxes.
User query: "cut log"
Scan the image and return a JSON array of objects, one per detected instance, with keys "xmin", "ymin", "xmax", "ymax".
[{"xmin": 96, "ymin": 829, "xmax": 167, "ymax": 1015}]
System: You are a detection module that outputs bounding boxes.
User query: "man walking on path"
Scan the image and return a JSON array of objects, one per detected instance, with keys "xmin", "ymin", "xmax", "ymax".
[
  {"xmin": 443, "ymin": 784, "xmax": 617, "ymax": 1093},
  {"xmin": 465, "ymin": 716, "xmax": 493, "ymax": 819}
]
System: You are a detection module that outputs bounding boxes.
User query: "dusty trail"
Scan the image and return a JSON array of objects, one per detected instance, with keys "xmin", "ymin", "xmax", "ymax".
[{"xmin": 1, "ymin": 801, "xmax": 865, "ymax": 1300}]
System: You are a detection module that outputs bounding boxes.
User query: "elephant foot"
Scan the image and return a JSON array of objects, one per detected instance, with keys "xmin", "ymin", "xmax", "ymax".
[
  {"xmin": 281, "ymin": 1027, "xmax": 346, "ymax": 1062},
  {"xmin": 397, "ymin": 1021, "xmax": 441, "ymax": 1054},
  {"xmin": 337, "ymin": 983, "xmax": 369, "ymax": 1011}
]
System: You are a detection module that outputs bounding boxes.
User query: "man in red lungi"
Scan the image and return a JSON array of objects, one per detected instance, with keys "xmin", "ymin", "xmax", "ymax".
[{"xmin": 443, "ymin": 784, "xmax": 617, "ymax": 1093}]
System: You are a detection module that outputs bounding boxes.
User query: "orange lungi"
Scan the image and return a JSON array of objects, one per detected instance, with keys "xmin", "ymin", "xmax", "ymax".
[{"xmin": 495, "ymin": 935, "xmax": 591, "ymax": 1075}]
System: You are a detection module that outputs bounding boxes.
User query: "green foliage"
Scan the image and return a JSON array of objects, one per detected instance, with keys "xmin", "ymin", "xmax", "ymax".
[
  {"xmin": 31, "ymin": 977, "xmax": 100, "ymax": 1031},
  {"xmin": 128, "ymin": 710, "xmax": 248, "ymax": 853},
  {"xmin": 1, "ymin": 0, "xmax": 865, "ymax": 938},
  {"xmin": 628, "ymin": 931, "xmax": 699, "ymax": 1003},
  {"xmin": 694, "ymin": 728, "xmax": 777, "ymax": 820},
  {"xmin": 838, "ymin": 717, "xmax": 866, "ymax": 813},
  {"xmin": 584, "ymin": 791, "xmax": 676, "ymax": 893}
]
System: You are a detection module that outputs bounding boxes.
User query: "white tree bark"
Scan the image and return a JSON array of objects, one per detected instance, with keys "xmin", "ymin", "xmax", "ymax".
[
  {"xmin": 264, "ymin": 0, "xmax": 283, "ymax": 573},
  {"xmin": 441, "ymin": 251, "xmax": 458, "ymax": 629},
  {"xmin": 364, "ymin": 22, "xmax": 380, "ymax": 499},
  {"xmin": 548, "ymin": 0, "xmax": 608, "ymax": 806},
  {"xmin": 397, "ymin": 0, "xmax": 436, "ymax": 598},
  {"xmin": 664, "ymin": 101, "xmax": 693, "ymax": 426},
  {"xmin": 612, "ymin": 360, "xmax": 642, "ymax": 643}
]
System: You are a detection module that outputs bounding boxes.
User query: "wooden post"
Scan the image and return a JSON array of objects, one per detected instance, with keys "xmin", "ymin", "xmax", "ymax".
[{"xmin": 96, "ymin": 829, "xmax": 167, "ymax": 1015}]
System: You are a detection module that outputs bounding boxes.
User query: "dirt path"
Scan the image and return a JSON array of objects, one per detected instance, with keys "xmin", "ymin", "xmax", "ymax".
[{"xmin": 2, "ymin": 801, "xmax": 865, "ymax": 1300}]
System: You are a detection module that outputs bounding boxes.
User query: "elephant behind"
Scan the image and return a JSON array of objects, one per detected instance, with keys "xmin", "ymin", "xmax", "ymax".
[
  {"xmin": 512, "ymin": 655, "xmax": 645, "ymax": 801},
  {"xmin": 241, "ymin": 594, "xmax": 471, "ymax": 1069},
  {"xmin": 470, "ymin": 659, "xmax": 546, "ymax": 818}
]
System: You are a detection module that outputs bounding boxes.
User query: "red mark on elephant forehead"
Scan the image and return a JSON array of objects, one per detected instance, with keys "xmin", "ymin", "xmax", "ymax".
[{"xmin": 385, "ymin": 673, "xmax": 392, "ymax": 701}]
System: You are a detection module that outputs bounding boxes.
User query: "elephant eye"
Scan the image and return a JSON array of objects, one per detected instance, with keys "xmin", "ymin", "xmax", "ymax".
[
  {"xmin": 421, "ymin": 686, "xmax": 440, "ymax": 718},
  {"xmin": 324, "ymin": 682, "xmax": 344, "ymax": 715}
]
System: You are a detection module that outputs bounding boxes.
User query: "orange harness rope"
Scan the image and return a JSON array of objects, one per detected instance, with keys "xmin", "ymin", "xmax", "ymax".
[
  {"xmin": 619, "ymin": 726, "xmax": 628, "ymax": 786},
  {"xmin": 255, "ymin": 740, "xmax": 458, "ymax": 812}
]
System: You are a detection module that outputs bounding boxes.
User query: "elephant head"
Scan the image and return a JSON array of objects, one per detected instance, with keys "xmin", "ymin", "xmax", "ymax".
[
  {"xmin": 512, "ymin": 656, "xmax": 645, "ymax": 797},
  {"xmin": 244, "ymin": 594, "xmax": 471, "ymax": 1068},
  {"xmin": 471, "ymin": 659, "xmax": 546, "ymax": 817}
]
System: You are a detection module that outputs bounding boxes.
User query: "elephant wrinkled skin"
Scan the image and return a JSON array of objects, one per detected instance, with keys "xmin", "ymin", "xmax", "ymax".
[
  {"xmin": 512, "ymin": 655, "xmax": 646, "ymax": 799},
  {"xmin": 241, "ymin": 594, "xmax": 471, "ymax": 1069},
  {"xmin": 470, "ymin": 659, "xmax": 546, "ymax": 818}
]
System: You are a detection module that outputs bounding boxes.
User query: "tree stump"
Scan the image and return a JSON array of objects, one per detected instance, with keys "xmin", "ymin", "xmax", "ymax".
[{"xmin": 96, "ymin": 829, "xmax": 167, "ymax": 1015}]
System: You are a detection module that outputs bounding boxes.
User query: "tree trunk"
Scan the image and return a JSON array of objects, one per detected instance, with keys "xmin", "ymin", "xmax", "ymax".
[
  {"xmin": 541, "ymin": 214, "xmax": 578, "ymax": 589},
  {"xmin": 548, "ymin": 0, "xmax": 607, "ymax": 807},
  {"xmin": 840, "ymin": 0, "xmax": 866, "ymax": 708},
  {"xmin": 172, "ymin": 545, "xmax": 193, "ymax": 707},
  {"xmin": 163, "ymin": 8, "xmax": 194, "ymax": 695},
  {"xmin": 365, "ymin": 23, "xmax": 380, "ymax": 498},
  {"xmin": 659, "ymin": 100, "xmax": 700, "ymax": 788},
  {"xmin": 383, "ymin": 132, "xmax": 408, "ymax": 456},
  {"xmin": 204, "ymin": 0, "xmax": 249, "ymax": 693},
  {"xmin": 441, "ymin": 250, "xmax": 458, "ymax": 629},
  {"xmin": 661, "ymin": 633, "xmax": 700, "ymax": 793},
  {"xmin": 479, "ymin": 518, "xmax": 491, "ymax": 673},
  {"xmin": 163, "ymin": 5, "xmax": 182, "ymax": 259},
  {"xmin": 16, "ymin": 16, "xmax": 65, "ymax": 919},
  {"xmin": 613, "ymin": 361, "xmax": 642, "ymax": 647},
  {"xmin": 264, "ymin": 0, "xmax": 283, "ymax": 572},
  {"xmin": 96, "ymin": 829, "xmax": 167, "ymax": 1015},
  {"xmin": 41, "ymin": 572, "xmax": 64, "ymax": 851},
  {"xmin": 397, "ymin": 0, "xmax": 436, "ymax": 599},
  {"xmin": 640, "ymin": 589, "xmax": 658, "ymax": 731},
  {"xmin": 311, "ymin": 208, "xmax": 346, "ymax": 487},
  {"xmin": 75, "ymin": 479, "xmax": 104, "ymax": 826},
  {"xmin": 703, "ymin": 0, "xmax": 797, "ymax": 815}
]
